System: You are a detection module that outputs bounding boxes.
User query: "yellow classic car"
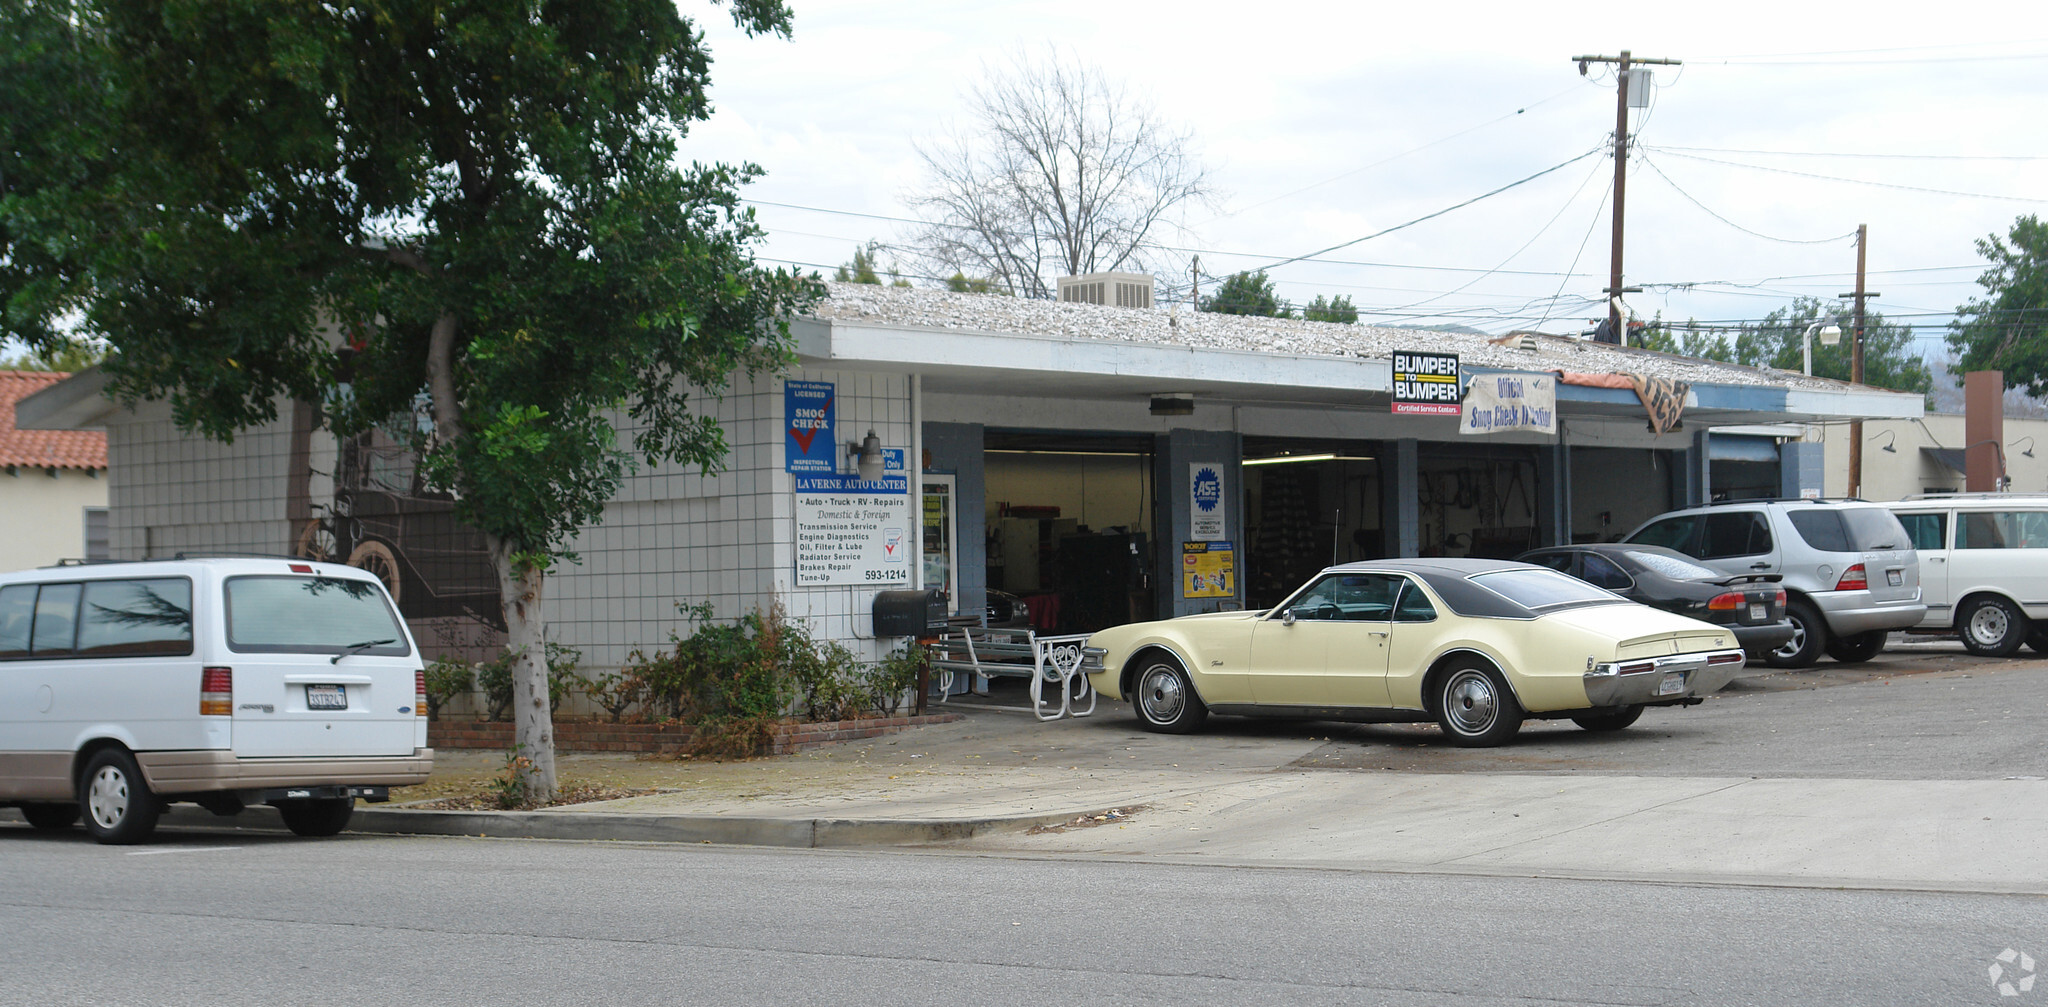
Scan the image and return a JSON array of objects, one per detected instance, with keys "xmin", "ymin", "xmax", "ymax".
[{"xmin": 1085, "ymin": 558, "xmax": 1746, "ymax": 746}]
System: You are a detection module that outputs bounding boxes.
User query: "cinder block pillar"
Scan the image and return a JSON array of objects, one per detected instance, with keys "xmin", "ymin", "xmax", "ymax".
[{"xmin": 1780, "ymin": 441, "xmax": 1824, "ymax": 500}]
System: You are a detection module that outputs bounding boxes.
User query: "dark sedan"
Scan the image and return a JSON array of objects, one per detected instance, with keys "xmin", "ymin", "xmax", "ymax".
[{"xmin": 1515, "ymin": 544, "xmax": 1794, "ymax": 655}]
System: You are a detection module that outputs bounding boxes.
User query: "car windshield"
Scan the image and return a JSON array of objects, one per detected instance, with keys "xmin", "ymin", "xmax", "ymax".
[
  {"xmin": 1623, "ymin": 550, "xmax": 1722, "ymax": 581},
  {"xmin": 224, "ymin": 575, "xmax": 411, "ymax": 655},
  {"xmin": 1469, "ymin": 568, "xmax": 1621, "ymax": 609}
]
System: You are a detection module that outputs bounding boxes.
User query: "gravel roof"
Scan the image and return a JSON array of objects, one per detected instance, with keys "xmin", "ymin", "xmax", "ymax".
[{"xmin": 812, "ymin": 282, "xmax": 1876, "ymax": 394}]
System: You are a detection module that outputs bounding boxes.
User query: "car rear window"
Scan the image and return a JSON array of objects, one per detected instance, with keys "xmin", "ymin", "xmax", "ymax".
[
  {"xmin": 224, "ymin": 576, "xmax": 410, "ymax": 656},
  {"xmin": 1470, "ymin": 568, "xmax": 1619, "ymax": 609},
  {"xmin": 1787, "ymin": 510, "xmax": 1851, "ymax": 552},
  {"xmin": 1623, "ymin": 550, "xmax": 1722, "ymax": 581},
  {"xmin": 1841, "ymin": 509, "xmax": 1908, "ymax": 551}
]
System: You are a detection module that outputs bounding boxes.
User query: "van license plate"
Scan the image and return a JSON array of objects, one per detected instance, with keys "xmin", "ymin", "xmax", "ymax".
[
  {"xmin": 306, "ymin": 684, "xmax": 348, "ymax": 710},
  {"xmin": 1658, "ymin": 673, "xmax": 1685, "ymax": 697},
  {"xmin": 1887, "ymin": 569, "xmax": 1903, "ymax": 587}
]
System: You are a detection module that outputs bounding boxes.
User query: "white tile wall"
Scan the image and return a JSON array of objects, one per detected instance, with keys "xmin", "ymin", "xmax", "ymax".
[{"xmin": 100, "ymin": 366, "xmax": 919, "ymax": 673}]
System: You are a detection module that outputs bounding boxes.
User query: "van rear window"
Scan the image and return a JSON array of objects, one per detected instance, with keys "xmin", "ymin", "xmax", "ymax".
[{"xmin": 224, "ymin": 576, "xmax": 410, "ymax": 656}]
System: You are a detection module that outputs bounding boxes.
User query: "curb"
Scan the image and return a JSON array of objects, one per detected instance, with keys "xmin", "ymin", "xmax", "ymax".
[{"xmin": 146, "ymin": 803, "xmax": 1106, "ymax": 848}]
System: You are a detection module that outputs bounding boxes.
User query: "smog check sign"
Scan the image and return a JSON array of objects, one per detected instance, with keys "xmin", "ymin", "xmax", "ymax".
[
  {"xmin": 784, "ymin": 380, "xmax": 836, "ymax": 473},
  {"xmin": 1391, "ymin": 351, "xmax": 1461, "ymax": 415}
]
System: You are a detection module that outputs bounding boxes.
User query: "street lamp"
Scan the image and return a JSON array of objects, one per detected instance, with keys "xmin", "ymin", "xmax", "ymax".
[{"xmin": 1801, "ymin": 319, "xmax": 1843, "ymax": 376}]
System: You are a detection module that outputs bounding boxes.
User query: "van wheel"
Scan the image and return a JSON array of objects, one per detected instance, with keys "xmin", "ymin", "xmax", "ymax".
[
  {"xmin": 79, "ymin": 749, "xmax": 161, "ymax": 845},
  {"xmin": 1825, "ymin": 630, "xmax": 1888, "ymax": 664},
  {"xmin": 1959, "ymin": 596, "xmax": 2026, "ymax": 657},
  {"xmin": 2028, "ymin": 627, "xmax": 2048, "ymax": 656},
  {"xmin": 20, "ymin": 803, "xmax": 80, "ymax": 830},
  {"xmin": 1433, "ymin": 663, "xmax": 1523, "ymax": 747},
  {"xmin": 275, "ymin": 798, "xmax": 356, "ymax": 837},
  {"xmin": 1764, "ymin": 599, "xmax": 1827, "ymax": 669}
]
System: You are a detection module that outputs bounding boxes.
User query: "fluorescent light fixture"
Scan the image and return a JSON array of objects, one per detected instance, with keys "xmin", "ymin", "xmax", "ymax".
[
  {"xmin": 985, "ymin": 449, "xmax": 1149, "ymax": 458},
  {"xmin": 1242, "ymin": 453, "xmax": 1338, "ymax": 466}
]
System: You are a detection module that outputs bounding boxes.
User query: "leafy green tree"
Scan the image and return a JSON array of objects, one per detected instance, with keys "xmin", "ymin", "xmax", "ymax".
[
  {"xmin": 834, "ymin": 242, "xmax": 884, "ymax": 284},
  {"xmin": 0, "ymin": 337, "xmax": 107, "ymax": 372},
  {"xmin": 1302, "ymin": 294, "xmax": 1357, "ymax": 324},
  {"xmin": 946, "ymin": 272, "xmax": 1004, "ymax": 294},
  {"xmin": 1948, "ymin": 215, "xmax": 2048, "ymax": 395},
  {"xmin": 1201, "ymin": 270, "xmax": 1289, "ymax": 317},
  {"xmin": 1730, "ymin": 297, "xmax": 1929, "ymax": 392},
  {"xmin": 0, "ymin": 0, "xmax": 818, "ymax": 801},
  {"xmin": 1637, "ymin": 314, "xmax": 1736, "ymax": 362}
]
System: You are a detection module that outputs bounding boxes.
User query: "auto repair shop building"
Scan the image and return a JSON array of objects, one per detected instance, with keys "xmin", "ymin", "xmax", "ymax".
[{"xmin": 17, "ymin": 280, "xmax": 1923, "ymax": 672}]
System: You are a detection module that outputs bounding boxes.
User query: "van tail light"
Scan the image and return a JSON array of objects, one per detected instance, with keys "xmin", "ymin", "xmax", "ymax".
[
  {"xmin": 416, "ymin": 669, "xmax": 428, "ymax": 717},
  {"xmin": 1707, "ymin": 592, "xmax": 1745, "ymax": 611},
  {"xmin": 1774, "ymin": 589, "xmax": 1788, "ymax": 607},
  {"xmin": 1836, "ymin": 564, "xmax": 1868, "ymax": 591},
  {"xmin": 201, "ymin": 667, "xmax": 233, "ymax": 716}
]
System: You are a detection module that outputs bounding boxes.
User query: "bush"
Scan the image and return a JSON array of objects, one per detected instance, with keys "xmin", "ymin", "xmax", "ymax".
[
  {"xmin": 614, "ymin": 601, "xmax": 922, "ymax": 757},
  {"xmin": 476, "ymin": 641, "xmax": 583, "ymax": 722},
  {"xmin": 421, "ymin": 656, "xmax": 474, "ymax": 721}
]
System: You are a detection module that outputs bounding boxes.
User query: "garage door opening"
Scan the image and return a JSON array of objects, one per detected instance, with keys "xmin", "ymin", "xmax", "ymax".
[
  {"xmin": 1242, "ymin": 438, "xmax": 1383, "ymax": 611},
  {"xmin": 982, "ymin": 430, "xmax": 1155, "ymax": 633}
]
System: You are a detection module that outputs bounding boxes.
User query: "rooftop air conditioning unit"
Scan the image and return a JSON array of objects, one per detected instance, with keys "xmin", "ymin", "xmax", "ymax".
[{"xmin": 1057, "ymin": 272, "xmax": 1154, "ymax": 309}]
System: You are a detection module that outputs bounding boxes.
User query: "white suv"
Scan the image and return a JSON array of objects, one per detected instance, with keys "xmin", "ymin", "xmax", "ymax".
[
  {"xmin": 0, "ymin": 556, "xmax": 432, "ymax": 844},
  {"xmin": 1623, "ymin": 500, "xmax": 1925, "ymax": 668}
]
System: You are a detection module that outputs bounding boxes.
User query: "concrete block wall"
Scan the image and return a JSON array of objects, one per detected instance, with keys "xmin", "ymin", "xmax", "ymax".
[{"xmin": 105, "ymin": 398, "xmax": 297, "ymax": 561}]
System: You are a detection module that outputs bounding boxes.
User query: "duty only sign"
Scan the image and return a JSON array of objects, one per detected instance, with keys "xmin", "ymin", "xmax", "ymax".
[{"xmin": 1461, "ymin": 372, "xmax": 1557, "ymax": 437}]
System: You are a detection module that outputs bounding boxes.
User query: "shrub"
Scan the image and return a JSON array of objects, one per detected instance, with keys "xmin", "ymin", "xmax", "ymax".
[
  {"xmin": 477, "ymin": 641, "xmax": 584, "ymax": 722},
  {"xmin": 421, "ymin": 656, "xmax": 475, "ymax": 721}
]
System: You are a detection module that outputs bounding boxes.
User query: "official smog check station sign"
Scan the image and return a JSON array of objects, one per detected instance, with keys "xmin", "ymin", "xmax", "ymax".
[
  {"xmin": 1391, "ymin": 351, "xmax": 1461, "ymax": 415},
  {"xmin": 1461, "ymin": 372, "xmax": 1557, "ymax": 437}
]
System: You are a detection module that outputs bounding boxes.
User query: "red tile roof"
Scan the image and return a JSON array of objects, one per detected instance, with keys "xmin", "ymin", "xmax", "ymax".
[{"xmin": 1, "ymin": 371, "xmax": 107, "ymax": 470}]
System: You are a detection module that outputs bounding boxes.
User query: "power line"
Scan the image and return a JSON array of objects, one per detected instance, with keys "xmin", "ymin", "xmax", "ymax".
[
  {"xmin": 1255, "ymin": 148, "xmax": 1606, "ymax": 273},
  {"xmin": 1203, "ymin": 85, "xmax": 1588, "ymax": 223},
  {"xmin": 1649, "ymin": 149, "xmax": 2048, "ymax": 204},
  {"xmin": 1650, "ymin": 144, "xmax": 2048, "ymax": 162},
  {"xmin": 1638, "ymin": 153, "xmax": 1859, "ymax": 245}
]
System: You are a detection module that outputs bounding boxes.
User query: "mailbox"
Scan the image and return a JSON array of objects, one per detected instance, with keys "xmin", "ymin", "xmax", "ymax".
[{"xmin": 873, "ymin": 588, "xmax": 946, "ymax": 637}]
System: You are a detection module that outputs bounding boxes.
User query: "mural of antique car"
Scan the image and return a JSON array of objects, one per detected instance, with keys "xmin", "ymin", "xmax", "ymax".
[{"xmin": 288, "ymin": 411, "xmax": 504, "ymax": 633}]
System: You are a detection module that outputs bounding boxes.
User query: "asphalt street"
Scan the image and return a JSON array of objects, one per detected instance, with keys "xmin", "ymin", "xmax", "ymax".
[{"xmin": 2, "ymin": 831, "xmax": 2043, "ymax": 1007}]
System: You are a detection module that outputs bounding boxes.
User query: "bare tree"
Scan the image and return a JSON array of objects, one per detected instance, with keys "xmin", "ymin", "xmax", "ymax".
[{"xmin": 910, "ymin": 49, "xmax": 1213, "ymax": 298}]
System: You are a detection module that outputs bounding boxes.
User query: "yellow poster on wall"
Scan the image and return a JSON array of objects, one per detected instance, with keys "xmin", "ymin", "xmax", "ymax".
[{"xmin": 1182, "ymin": 540, "xmax": 1236, "ymax": 599}]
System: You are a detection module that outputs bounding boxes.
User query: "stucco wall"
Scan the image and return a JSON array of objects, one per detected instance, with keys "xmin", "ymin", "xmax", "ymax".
[
  {"xmin": 0, "ymin": 467, "xmax": 106, "ymax": 571},
  {"xmin": 1821, "ymin": 414, "xmax": 2048, "ymax": 501}
]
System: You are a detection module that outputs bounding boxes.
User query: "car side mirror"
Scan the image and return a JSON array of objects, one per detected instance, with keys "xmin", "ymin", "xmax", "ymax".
[{"xmin": 1280, "ymin": 609, "xmax": 1297, "ymax": 627}]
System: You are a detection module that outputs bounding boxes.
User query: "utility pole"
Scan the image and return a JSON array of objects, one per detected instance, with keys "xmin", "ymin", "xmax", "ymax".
[
  {"xmin": 1190, "ymin": 255, "xmax": 1202, "ymax": 310},
  {"xmin": 1840, "ymin": 224, "xmax": 1878, "ymax": 497},
  {"xmin": 1572, "ymin": 50, "xmax": 1681, "ymax": 344}
]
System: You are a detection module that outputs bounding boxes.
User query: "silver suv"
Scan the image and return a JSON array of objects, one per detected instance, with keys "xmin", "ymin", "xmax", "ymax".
[{"xmin": 1622, "ymin": 500, "xmax": 1925, "ymax": 667}]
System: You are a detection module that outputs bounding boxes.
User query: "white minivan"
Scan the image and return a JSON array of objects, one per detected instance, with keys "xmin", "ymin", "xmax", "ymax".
[
  {"xmin": 1885, "ymin": 494, "xmax": 2048, "ymax": 657},
  {"xmin": 0, "ymin": 557, "xmax": 433, "ymax": 844}
]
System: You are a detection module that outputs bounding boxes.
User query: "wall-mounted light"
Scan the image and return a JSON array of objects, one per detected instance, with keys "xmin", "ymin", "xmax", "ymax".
[
  {"xmin": 1870, "ymin": 429, "xmax": 1898, "ymax": 453},
  {"xmin": 1241, "ymin": 453, "xmax": 1375, "ymax": 467},
  {"xmin": 847, "ymin": 429, "xmax": 884, "ymax": 481},
  {"xmin": 2012, "ymin": 436, "xmax": 2036, "ymax": 459}
]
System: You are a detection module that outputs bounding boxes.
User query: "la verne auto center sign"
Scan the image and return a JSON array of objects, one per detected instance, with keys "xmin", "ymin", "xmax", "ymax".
[{"xmin": 785, "ymin": 380, "xmax": 913, "ymax": 586}]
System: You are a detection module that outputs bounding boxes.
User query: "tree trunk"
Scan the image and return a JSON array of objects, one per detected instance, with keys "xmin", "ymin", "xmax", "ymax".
[{"xmin": 489, "ymin": 534, "xmax": 557, "ymax": 803}]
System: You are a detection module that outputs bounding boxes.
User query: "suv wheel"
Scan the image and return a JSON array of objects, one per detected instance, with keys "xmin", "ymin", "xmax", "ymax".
[
  {"xmin": 1825, "ymin": 629, "xmax": 1887, "ymax": 664},
  {"xmin": 1764, "ymin": 599, "xmax": 1827, "ymax": 669},
  {"xmin": 1959, "ymin": 596, "xmax": 2026, "ymax": 657}
]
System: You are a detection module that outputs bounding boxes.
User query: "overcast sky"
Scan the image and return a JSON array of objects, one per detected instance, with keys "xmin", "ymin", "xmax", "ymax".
[{"xmin": 688, "ymin": 0, "xmax": 2048, "ymax": 351}]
